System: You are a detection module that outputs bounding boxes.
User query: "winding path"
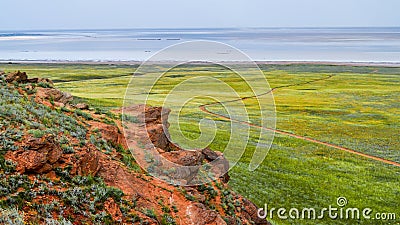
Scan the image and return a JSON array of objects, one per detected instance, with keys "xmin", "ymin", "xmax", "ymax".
[{"xmin": 199, "ymin": 74, "xmax": 400, "ymax": 167}]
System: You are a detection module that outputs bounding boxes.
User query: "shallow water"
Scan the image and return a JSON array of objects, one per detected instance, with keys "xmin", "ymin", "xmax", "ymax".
[{"xmin": 0, "ymin": 27, "xmax": 399, "ymax": 62}]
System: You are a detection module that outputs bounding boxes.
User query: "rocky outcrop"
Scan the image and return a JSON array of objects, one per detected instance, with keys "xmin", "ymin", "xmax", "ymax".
[
  {"xmin": 96, "ymin": 155, "xmax": 140, "ymax": 195},
  {"xmin": 6, "ymin": 70, "xmax": 27, "ymax": 83},
  {"xmin": 88, "ymin": 120, "xmax": 127, "ymax": 148},
  {"xmin": 104, "ymin": 198, "xmax": 123, "ymax": 222},
  {"xmin": 36, "ymin": 87, "xmax": 73, "ymax": 105},
  {"xmin": 147, "ymin": 123, "xmax": 170, "ymax": 150},
  {"xmin": 26, "ymin": 77, "xmax": 54, "ymax": 85},
  {"xmin": 242, "ymin": 198, "xmax": 271, "ymax": 225},
  {"xmin": 145, "ymin": 106, "xmax": 171, "ymax": 150},
  {"xmin": 187, "ymin": 203, "xmax": 227, "ymax": 225},
  {"xmin": 5, "ymin": 71, "xmax": 54, "ymax": 85},
  {"xmin": 5, "ymin": 71, "xmax": 74, "ymax": 106},
  {"xmin": 147, "ymin": 107, "xmax": 231, "ymax": 183},
  {"xmin": 162, "ymin": 149, "xmax": 205, "ymax": 166},
  {"xmin": 71, "ymin": 149, "xmax": 101, "ymax": 176},
  {"xmin": 122, "ymin": 104, "xmax": 231, "ymax": 184},
  {"xmin": 75, "ymin": 103, "xmax": 89, "ymax": 110},
  {"xmin": 5, "ymin": 134, "xmax": 62, "ymax": 174}
]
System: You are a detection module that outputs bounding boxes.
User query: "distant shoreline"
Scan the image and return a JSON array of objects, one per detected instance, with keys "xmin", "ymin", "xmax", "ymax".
[{"xmin": 1, "ymin": 60, "xmax": 400, "ymax": 67}]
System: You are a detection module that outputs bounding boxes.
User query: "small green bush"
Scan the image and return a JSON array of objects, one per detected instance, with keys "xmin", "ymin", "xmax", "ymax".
[
  {"xmin": 61, "ymin": 145, "xmax": 75, "ymax": 154},
  {"xmin": 161, "ymin": 213, "xmax": 176, "ymax": 225},
  {"xmin": 28, "ymin": 129, "xmax": 46, "ymax": 138},
  {"xmin": 74, "ymin": 109, "xmax": 93, "ymax": 120},
  {"xmin": 143, "ymin": 208, "xmax": 157, "ymax": 220},
  {"xmin": 37, "ymin": 82, "xmax": 53, "ymax": 88}
]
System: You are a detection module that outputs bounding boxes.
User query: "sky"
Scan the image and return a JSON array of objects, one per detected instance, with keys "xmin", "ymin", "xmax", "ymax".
[{"xmin": 1, "ymin": 0, "xmax": 399, "ymax": 30}]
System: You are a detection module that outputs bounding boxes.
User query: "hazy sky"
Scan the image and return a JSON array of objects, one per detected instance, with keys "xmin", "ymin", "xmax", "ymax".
[{"xmin": 1, "ymin": 0, "xmax": 399, "ymax": 30}]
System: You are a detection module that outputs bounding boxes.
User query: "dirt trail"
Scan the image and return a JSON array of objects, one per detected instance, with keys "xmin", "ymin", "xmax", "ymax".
[{"xmin": 199, "ymin": 74, "xmax": 400, "ymax": 167}]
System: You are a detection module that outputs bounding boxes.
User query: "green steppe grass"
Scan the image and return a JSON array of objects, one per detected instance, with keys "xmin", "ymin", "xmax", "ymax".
[{"xmin": 1, "ymin": 63, "xmax": 399, "ymax": 225}]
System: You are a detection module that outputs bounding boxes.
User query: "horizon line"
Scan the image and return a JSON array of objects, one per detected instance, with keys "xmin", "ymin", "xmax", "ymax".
[{"xmin": 1, "ymin": 26, "xmax": 400, "ymax": 32}]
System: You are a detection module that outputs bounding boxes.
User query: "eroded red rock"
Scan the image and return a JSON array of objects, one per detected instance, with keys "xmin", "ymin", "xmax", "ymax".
[
  {"xmin": 104, "ymin": 198, "xmax": 123, "ymax": 222},
  {"xmin": 242, "ymin": 198, "xmax": 271, "ymax": 225},
  {"xmin": 6, "ymin": 70, "xmax": 27, "ymax": 83},
  {"xmin": 5, "ymin": 134, "xmax": 62, "ymax": 173},
  {"xmin": 71, "ymin": 149, "xmax": 101, "ymax": 176},
  {"xmin": 36, "ymin": 87, "xmax": 73, "ymax": 104},
  {"xmin": 88, "ymin": 120, "xmax": 126, "ymax": 148},
  {"xmin": 75, "ymin": 103, "xmax": 89, "ymax": 110},
  {"xmin": 162, "ymin": 149, "xmax": 204, "ymax": 166},
  {"xmin": 187, "ymin": 203, "xmax": 227, "ymax": 225}
]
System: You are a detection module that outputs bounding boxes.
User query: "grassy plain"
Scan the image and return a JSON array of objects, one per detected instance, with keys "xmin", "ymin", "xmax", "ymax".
[{"xmin": 1, "ymin": 63, "xmax": 399, "ymax": 225}]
